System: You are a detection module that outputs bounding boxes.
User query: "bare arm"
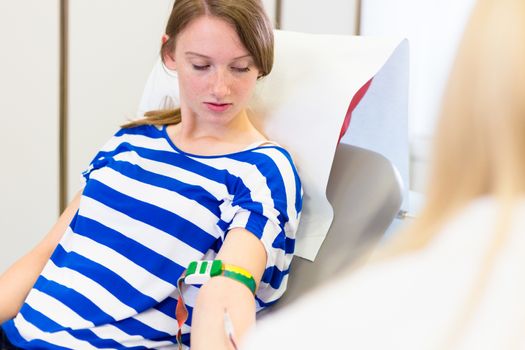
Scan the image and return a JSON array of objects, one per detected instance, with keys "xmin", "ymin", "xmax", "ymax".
[
  {"xmin": 0, "ymin": 190, "xmax": 82, "ymax": 324},
  {"xmin": 190, "ymin": 227, "xmax": 267, "ymax": 350}
]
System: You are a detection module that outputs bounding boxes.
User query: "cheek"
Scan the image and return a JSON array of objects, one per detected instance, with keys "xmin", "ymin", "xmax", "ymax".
[
  {"xmin": 178, "ymin": 73, "xmax": 206, "ymax": 96},
  {"xmin": 235, "ymin": 76, "xmax": 258, "ymax": 97}
]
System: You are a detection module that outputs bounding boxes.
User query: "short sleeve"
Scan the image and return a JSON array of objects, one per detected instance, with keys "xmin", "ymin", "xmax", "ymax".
[
  {"xmin": 80, "ymin": 129, "xmax": 126, "ymax": 185},
  {"xmin": 226, "ymin": 147, "xmax": 302, "ymax": 308}
]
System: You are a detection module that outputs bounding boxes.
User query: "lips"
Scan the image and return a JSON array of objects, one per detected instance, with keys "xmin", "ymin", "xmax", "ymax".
[{"xmin": 204, "ymin": 102, "xmax": 232, "ymax": 112}]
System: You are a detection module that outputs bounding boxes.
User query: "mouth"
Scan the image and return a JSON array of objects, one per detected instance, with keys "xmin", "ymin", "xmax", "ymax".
[{"xmin": 204, "ymin": 102, "xmax": 232, "ymax": 112}]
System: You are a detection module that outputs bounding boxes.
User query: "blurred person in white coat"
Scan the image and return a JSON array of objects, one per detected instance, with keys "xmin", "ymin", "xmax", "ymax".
[{"xmin": 242, "ymin": 0, "xmax": 525, "ymax": 348}]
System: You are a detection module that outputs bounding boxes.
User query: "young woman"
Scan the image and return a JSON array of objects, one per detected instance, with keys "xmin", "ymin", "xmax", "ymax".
[
  {"xmin": 243, "ymin": 0, "xmax": 525, "ymax": 348},
  {"xmin": 0, "ymin": 1, "xmax": 302, "ymax": 349}
]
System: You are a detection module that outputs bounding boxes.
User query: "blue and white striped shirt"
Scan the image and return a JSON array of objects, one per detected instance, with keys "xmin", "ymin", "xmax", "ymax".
[{"xmin": 3, "ymin": 125, "xmax": 302, "ymax": 349}]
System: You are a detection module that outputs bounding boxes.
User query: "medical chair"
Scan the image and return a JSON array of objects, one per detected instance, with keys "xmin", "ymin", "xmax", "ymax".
[
  {"xmin": 137, "ymin": 30, "xmax": 409, "ymax": 313},
  {"xmin": 258, "ymin": 143, "xmax": 403, "ymax": 316}
]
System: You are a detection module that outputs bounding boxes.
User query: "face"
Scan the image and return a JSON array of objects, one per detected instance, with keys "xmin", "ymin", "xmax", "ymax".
[{"xmin": 166, "ymin": 16, "xmax": 260, "ymax": 126}]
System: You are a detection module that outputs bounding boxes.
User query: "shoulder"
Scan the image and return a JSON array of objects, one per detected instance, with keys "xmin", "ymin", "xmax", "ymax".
[
  {"xmin": 435, "ymin": 197, "xmax": 508, "ymax": 244},
  {"xmin": 100, "ymin": 125, "xmax": 173, "ymax": 152},
  {"xmin": 99, "ymin": 125, "xmax": 163, "ymax": 146},
  {"xmin": 234, "ymin": 146, "xmax": 302, "ymax": 197},
  {"xmin": 115, "ymin": 124, "xmax": 162, "ymax": 137},
  {"xmin": 240, "ymin": 144, "xmax": 299, "ymax": 176}
]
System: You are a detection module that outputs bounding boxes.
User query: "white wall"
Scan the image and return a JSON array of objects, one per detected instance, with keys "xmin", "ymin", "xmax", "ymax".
[
  {"xmin": 281, "ymin": 0, "xmax": 358, "ymax": 34},
  {"xmin": 261, "ymin": 0, "xmax": 277, "ymax": 27},
  {"xmin": 0, "ymin": 0, "xmax": 59, "ymax": 271},
  {"xmin": 261, "ymin": 0, "xmax": 359, "ymax": 34},
  {"xmin": 67, "ymin": 0, "xmax": 174, "ymax": 200}
]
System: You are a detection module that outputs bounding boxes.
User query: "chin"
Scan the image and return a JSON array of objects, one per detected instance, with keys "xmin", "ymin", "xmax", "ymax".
[{"xmin": 202, "ymin": 109, "xmax": 241, "ymax": 124}]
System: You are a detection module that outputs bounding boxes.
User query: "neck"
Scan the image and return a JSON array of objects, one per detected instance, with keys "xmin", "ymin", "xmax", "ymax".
[
  {"xmin": 181, "ymin": 107, "xmax": 251, "ymax": 139},
  {"xmin": 169, "ymin": 106, "xmax": 266, "ymax": 155}
]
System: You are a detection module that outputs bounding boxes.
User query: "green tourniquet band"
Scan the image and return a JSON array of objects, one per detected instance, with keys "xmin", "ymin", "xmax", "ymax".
[
  {"xmin": 222, "ymin": 269, "xmax": 257, "ymax": 295},
  {"xmin": 199, "ymin": 261, "xmax": 207, "ymax": 274},
  {"xmin": 210, "ymin": 260, "xmax": 223, "ymax": 277},
  {"xmin": 186, "ymin": 261, "xmax": 198, "ymax": 275},
  {"xmin": 182, "ymin": 260, "xmax": 257, "ymax": 295}
]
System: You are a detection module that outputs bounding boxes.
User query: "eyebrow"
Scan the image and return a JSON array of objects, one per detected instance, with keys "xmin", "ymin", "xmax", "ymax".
[{"xmin": 185, "ymin": 52, "xmax": 252, "ymax": 60}]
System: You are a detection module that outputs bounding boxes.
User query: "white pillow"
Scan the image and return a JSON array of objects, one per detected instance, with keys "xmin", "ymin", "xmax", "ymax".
[
  {"xmin": 138, "ymin": 30, "xmax": 404, "ymax": 261},
  {"xmin": 137, "ymin": 60, "xmax": 180, "ymax": 118}
]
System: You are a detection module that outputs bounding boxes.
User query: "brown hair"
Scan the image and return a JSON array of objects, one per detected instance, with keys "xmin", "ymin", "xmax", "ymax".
[{"xmin": 123, "ymin": 0, "xmax": 274, "ymax": 128}]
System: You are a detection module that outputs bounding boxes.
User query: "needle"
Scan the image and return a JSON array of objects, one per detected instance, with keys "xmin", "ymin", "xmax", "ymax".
[{"xmin": 223, "ymin": 310, "xmax": 238, "ymax": 350}]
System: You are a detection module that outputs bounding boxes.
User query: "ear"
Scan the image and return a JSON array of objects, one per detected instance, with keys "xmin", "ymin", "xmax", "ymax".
[
  {"xmin": 161, "ymin": 34, "xmax": 177, "ymax": 70},
  {"xmin": 163, "ymin": 51, "xmax": 177, "ymax": 70}
]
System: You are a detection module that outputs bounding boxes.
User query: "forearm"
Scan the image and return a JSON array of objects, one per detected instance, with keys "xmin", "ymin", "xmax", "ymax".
[
  {"xmin": 0, "ymin": 190, "xmax": 82, "ymax": 324},
  {"xmin": 0, "ymin": 248, "xmax": 51, "ymax": 323},
  {"xmin": 190, "ymin": 276, "xmax": 256, "ymax": 350}
]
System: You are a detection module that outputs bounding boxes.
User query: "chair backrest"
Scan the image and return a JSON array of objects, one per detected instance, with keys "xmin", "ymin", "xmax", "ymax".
[{"xmin": 257, "ymin": 143, "xmax": 403, "ymax": 317}]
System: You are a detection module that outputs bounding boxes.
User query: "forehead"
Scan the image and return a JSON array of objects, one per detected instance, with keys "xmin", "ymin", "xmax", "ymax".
[{"xmin": 176, "ymin": 15, "xmax": 250, "ymax": 59}]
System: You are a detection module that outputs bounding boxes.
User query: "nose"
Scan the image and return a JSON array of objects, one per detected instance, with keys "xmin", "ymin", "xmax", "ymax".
[{"xmin": 211, "ymin": 68, "xmax": 231, "ymax": 100}]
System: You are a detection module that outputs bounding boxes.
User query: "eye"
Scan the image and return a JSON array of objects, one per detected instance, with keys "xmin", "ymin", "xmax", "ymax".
[
  {"xmin": 192, "ymin": 64, "xmax": 210, "ymax": 71},
  {"xmin": 231, "ymin": 66, "xmax": 250, "ymax": 73}
]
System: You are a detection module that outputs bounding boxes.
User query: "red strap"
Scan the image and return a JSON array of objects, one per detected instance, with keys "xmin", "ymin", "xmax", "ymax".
[
  {"xmin": 338, "ymin": 78, "xmax": 374, "ymax": 142},
  {"xmin": 176, "ymin": 276, "xmax": 188, "ymax": 349}
]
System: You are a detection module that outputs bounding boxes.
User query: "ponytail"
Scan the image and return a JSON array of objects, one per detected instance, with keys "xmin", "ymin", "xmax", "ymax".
[{"xmin": 121, "ymin": 108, "xmax": 182, "ymax": 128}]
